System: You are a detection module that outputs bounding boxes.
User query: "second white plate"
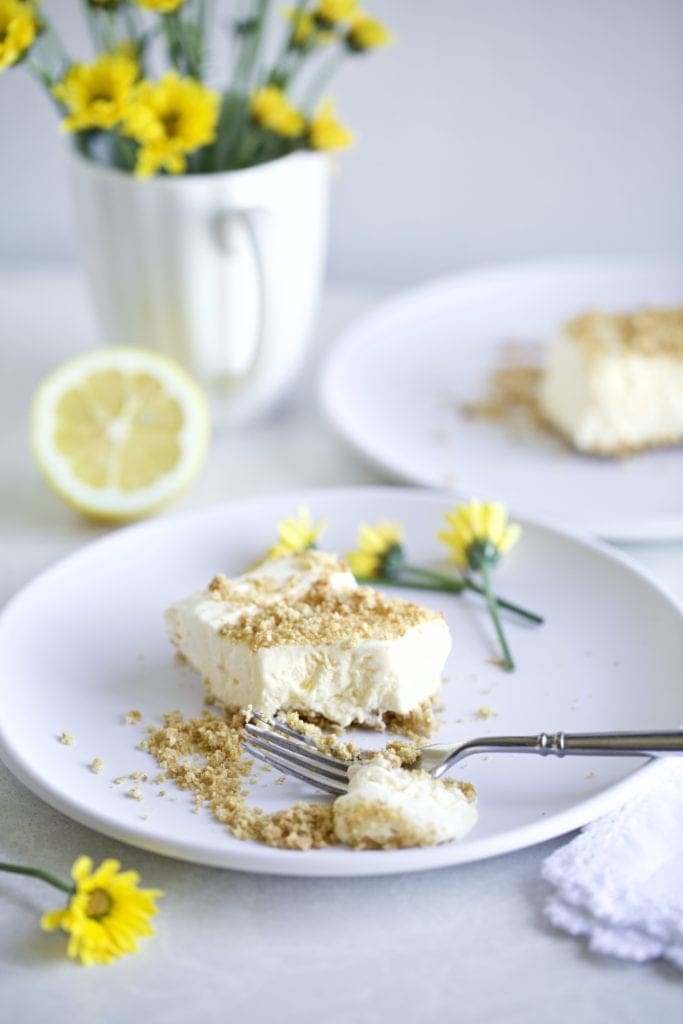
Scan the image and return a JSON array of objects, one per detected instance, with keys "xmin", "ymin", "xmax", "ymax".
[{"xmin": 320, "ymin": 259, "xmax": 683, "ymax": 541}]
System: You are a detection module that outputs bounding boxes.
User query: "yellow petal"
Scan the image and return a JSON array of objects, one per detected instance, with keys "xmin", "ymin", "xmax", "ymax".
[
  {"xmin": 498, "ymin": 522, "xmax": 521, "ymax": 554},
  {"xmin": 41, "ymin": 908, "xmax": 67, "ymax": 932},
  {"xmin": 483, "ymin": 502, "xmax": 507, "ymax": 546},
  {"xmin": 71, "ymin": 856, "xmax": 94, "ymax": 884}
]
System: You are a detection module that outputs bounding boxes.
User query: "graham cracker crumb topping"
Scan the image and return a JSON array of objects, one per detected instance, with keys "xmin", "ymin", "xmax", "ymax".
[
  {"xmin": 565, "ymin": 307, "xmax": 683, "ymax": 358},
  {"xmin": 217, "ymin": 577, "xmax": 437, "ymax": 651}
]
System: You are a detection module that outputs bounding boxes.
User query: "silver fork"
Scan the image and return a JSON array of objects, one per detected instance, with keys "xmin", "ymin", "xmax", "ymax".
[{"xmin": 243, "ymin": 713, "xmax": 683, "ymax": 795}]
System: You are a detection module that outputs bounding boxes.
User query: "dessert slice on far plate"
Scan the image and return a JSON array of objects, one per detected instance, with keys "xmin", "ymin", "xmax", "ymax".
[
  {"xmin": 538, "ymin": 308, "xmax": 683, "ymax": 456},
  {"xmin": 165, "ymin": 550, "xmax": 451, "ymax": 728}
]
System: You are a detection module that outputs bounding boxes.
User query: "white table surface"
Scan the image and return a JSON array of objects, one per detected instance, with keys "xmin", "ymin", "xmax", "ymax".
[{"xmin": 1, "ymin": 267, "xmax": 682, "ymax": 1022}]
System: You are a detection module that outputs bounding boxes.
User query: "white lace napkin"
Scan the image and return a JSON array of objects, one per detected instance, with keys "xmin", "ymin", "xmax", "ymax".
[{"xmin": 542, "ymin": 758, "xmax": 683, "ymax": 969}]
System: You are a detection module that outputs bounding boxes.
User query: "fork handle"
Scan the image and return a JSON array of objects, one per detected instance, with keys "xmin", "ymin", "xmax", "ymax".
[
  {"xmin": 543, "ymin": 731, "xmax": 683, "ymax": 757},
  {"xmin": 444, "ymin": 730, "xmax": 683, "ymax": 772}
]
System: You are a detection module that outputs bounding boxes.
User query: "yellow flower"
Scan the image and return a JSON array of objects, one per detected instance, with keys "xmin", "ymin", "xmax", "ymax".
[
  {"xmin": 52, "ymin": 54, "xmax": 139, "ymax": 132},
  {"xmin": 313, "ymin": 0, "xmax": 359, "ymax": 26},
  {"xmin": 0, "ymin": 0, "xmax": 40, "ymax": 72},
  {"xmin": 309, "ymin": 99, "xmax": 354, "ymax": 150},
  {"xmin": 123, "ymin": 72, "xmax": 219, "ymax": 177},
  {"xmin": 41, "ymin": 856, "xmax": 163, "ymax": 966},
  {"xmin": 347, "ymin": 12, "xmax": 392, "ymax": 51},
  {"xmin": 134, "ymin": 0, "xmax": 185, "ymax": 13},
  {"xmin": 438, "ymin": 500, "xmax": 521, "ymax": 570},
  {"xmin": 249, "ymin": 85, "xmax": 305, "ymax": 138},
  {"xmin": 345, "ymin": 521, "xmax": 404, "ymax": 579},
  {"xmin": 263, "ymin": 507, "xmax": 327, "ymax": 561},
  {"xmin": 283, "ymin": 6, "xmax": 333, "ymax": 48}
]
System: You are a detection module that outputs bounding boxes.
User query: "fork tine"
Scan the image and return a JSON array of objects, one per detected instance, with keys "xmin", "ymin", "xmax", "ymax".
[
  {"xmin": 242, "ymin": 741, "xmax": 347, "ymax": 796},
  {"xmin": 245, "ymin": 727, "xmax": 350, "ymax": 783},
  {"xmin": 244, "ymin": 722, "xmax": 349, "ymax": 775}
]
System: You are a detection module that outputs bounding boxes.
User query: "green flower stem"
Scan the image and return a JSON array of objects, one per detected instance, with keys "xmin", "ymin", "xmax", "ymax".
[
  {"xmin": 268, "ymin": 0, "xmax": 307, "ymax": 84},
  {"xmin": 103, "ymin": 9, "xmax": 118, "ymax": 52},
  {"xmin": 194, "ymin": 0, "xmax": 213, "ymax": 80},
  {"xmin": 0, "ymin": 862, "xmax": 74, "ymax": 896},
  {"xmin": 83, "ymin": 3, "xmax": 104, "ymax": 53},
  {"xmin": 25, "ymin": 58, "xmax": 54, "ymax": 89},
  {"xmin": 481, "ymin": 561, "xmax": 514, "ymax": 671},
  {"xmin": 400, "ymin": 564, "xmax": 543, "ymax": 624},
  {"xmin": 301, "ymin": 47, "xmax": 345, "ymax": 109},
  {"xmin": 162, "ymin": 12, "xmax": 190, "ymax": 74},
  {"xmin": 214, "ymin": 0, "xmax": 271, "ymax": 169},
  {"xmin": 240, "ymin": 0, "xmax": 272, "ymax": 92}
]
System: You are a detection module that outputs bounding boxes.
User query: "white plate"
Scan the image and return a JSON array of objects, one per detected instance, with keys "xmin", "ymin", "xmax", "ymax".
[
  {"xmin": 1, "ymin": 487, "xmax": 681, "ymax": 877},
  {"xmin": 320, "ymin": 259, "xmax": 683, "ymax": 542}
]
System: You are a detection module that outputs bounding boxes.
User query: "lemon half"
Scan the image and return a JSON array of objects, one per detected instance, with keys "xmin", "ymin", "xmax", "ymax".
[{"xmin": 31, "ymin": 347, "xmax": 210, "ymax": 521}]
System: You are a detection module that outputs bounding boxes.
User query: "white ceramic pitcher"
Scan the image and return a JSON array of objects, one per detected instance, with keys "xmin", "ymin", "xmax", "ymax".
[{"xmin": 69, "ymin": 149, "xmax": 330, "ymax": 428}]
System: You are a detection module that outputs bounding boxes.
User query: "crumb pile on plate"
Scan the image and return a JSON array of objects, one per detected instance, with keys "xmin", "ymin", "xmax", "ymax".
[{"xmin": 143, "ymin": 709, "xmax": 476, "ymax": 851}]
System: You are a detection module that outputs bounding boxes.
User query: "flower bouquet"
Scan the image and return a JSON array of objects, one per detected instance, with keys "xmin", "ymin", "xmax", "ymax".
[
  {"xmin": 2, "ymin": 0, "xmax": 390, "ymax": 175},
  {"xmin": 2, "ymin": 1, "xmax": 391, "ymax": 424}
]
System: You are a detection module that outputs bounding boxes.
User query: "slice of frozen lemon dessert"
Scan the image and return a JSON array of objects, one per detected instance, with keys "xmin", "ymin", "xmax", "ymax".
[
  {"xmin": 31, "ymin": 347, "xmax": 210, "ymax": 521},
  {"xmin": 165, "ymin": 551, "xmax": 452, "ymax": 728}
]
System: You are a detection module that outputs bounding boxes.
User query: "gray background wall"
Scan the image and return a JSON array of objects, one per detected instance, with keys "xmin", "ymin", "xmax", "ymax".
[{"xmin": 1, "ymin": 0, "xmax": 682, "ymax": 285}]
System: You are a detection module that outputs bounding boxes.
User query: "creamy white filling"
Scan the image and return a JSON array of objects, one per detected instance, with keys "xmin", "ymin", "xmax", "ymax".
[
  {"xmin": 165, "ymin": 554, "xmax": 451, "ymax": 727},
  {"xmin": 539, "ymin": 329, "xmax": 683, "ymax": 453},
  {"xmin": 333, "ymin": 756, "xmax": 478, "ymax": 847}
]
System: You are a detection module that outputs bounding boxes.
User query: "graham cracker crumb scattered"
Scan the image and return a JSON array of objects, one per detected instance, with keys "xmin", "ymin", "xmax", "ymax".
[
  {"xmin": 384, "ymin": 699, "xmax": 441, "ymax": 740},
  {"xmin": 124, "ymin": 709, "xmax": 142, "ymax": 725},
  {"xmin": 127, "ymin": 786, "xmax": 144, "ymax": 801},
  {"xmin": 275, "ymin": 775, "xmax": 286, "ymax": 785},
  {"xmin": 459, "ymin": 343, "xmax": 544, "ymax": 433},
  {"xmin": 113, "ymin": 776, "xmax": 126, "ymax": 785},
  {"xmin": 144, "ymin": 708, "xmax": 337, "ymax": 850},
  {"xmin": 90, "ymin": 757, "xmax": 104, "ymax": 774},
  {"xmin": 59, "ymin": 732, "xmax": 75, "ymax": 746},
  {"xmin": 142, "ymin": 705, "xmax": 456, "ymax": 852},
  {"xmin": 279, "ymin": 712, "xmax": 359, "ymax": 760},
  {"xmin": 475, "ymin": 706, "xmax": 497, "ymax": 720}
]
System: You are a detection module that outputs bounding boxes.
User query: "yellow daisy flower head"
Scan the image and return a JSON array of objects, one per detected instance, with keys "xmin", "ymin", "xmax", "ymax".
[
  {"xmin": 123, "ymin": 73, "xmax": 219, "ymax": 177},
  {"xmin": 249, "ymin": 85, "xmax": 305, "ymax": 138},
  {"xmin": 264, "ymin": 506, "xmax": 327, "ymax": 561},
  {"xmin": 313, "ymin": 0, "xmax": 359, "ymax": 28},
  {"xmin": 345, "ymin": 521, "xmax": 404, "ymax": 579},
  {"xmin": 41, "ymin": 856, "xmax": 163, "ymax": 966},
  {"xmin": 309, "ymin": 99, "xmax": 354, "ymax": 151},
  {"xmin": 134, "ymin": 0, "xmax": 185, "ymax": 13},
  {"xmin": 283, "ymin": 6, "xmax": 333, "ymax": 49},
  {"xmin": 438, "ymin": 500, "xmax": 521, "ymax": 571},
  {"xmin": 52, "ymin": 54, "xmax": 139, "ymax": 133},
  {"xmin": 346, "ymin": 11, "xmax": 392, "ymax": 51},
  {"xmin": 0, "ymin": 0, "xmax": 40, "ymax": 73}
]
